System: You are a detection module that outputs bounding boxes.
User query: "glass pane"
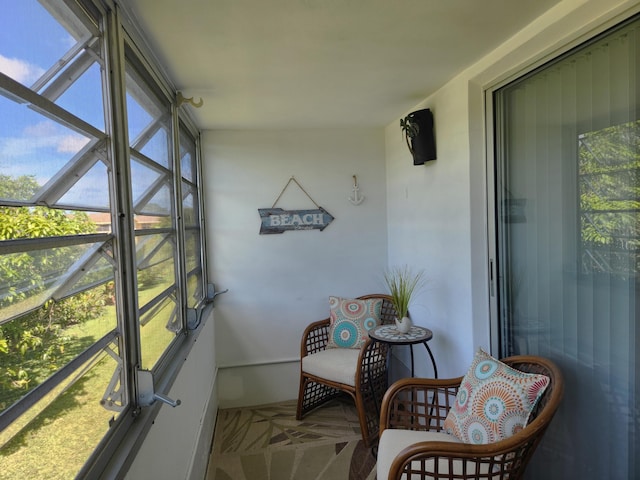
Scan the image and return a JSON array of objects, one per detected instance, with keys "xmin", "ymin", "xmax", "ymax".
[
  {"xmin": 0, "ymin": 1, "xmax": 104, "ymax": 132},
  {"xmin": 184, "ymin": 229, "xmax": 201, "ymax": 275},
  {"xmin": 0, "ymin": 1, "xmax": 74, "ymax": 88},
  {"xmin": 57, "ymin": 161, "xmax": 111, "ymax": 210},
  {"xmin": 579, "ymin": 122, "xmax": 640, "ymax": 276},
  {"xmin": 130, "ymin": 157, "xmax": 164, "ymax": 207},
  {"xmin": 139, "ymin": 295, "xmax": 178, "ymax": 370},
  {"xmin": 0, "ymin": 4, "xmax": 121, "ymax": 477},
  {"xmin": 179, "ymin": 125, "xmax": 202, "ymax": 308},
  {"xmin": 179, "ymin": 127, "xmax": 196, "ymax": 183},
  {"xmin": 85, "ymin": 212, "xmax": 112, "ymax": 234},
  {"xmin": 138, "ymin": 186, "xmax": 173, "ymax": 218},
  {"xmin": 495, "ymin": 18, "xmax": 640, "ymax": 480},
  {"xmin": 0, "ymin": 284, "xmax": 118, "ymax": 413},
  {"xmin": 55, "ymin": 62, "xmax": 106, "ymax": 132},
  {"xmin": 186, "ymin": 271, "xmax": 203, "ymax": 310},
  {"xmin": 126, "ymin": 52, "xmax": 181, "ymax": 369},
  {"xmin": 125, "ymin": 69, "xmax": 171, "ymax": 170},
  {"xmin": 0, "ymin": 344, "xmax": 122, "ymax": 479},
  {"xmin": 182, "ymin": 183, "xmax": 198, "ymax": 226},
  {"xmin": 136, "ymin": 233, "xmax": 178, "ymax": 368},
  {"xmin": 126, "ymin": 91, "xmax": 154, "ymax": 146},
  {"xmin": 0, "ymin": 235, "xmax": 108, "ymax": 323},
  {"xmin": 63, "ymin": 245, "xmax": 116, "ymax": 296},
  {"xmin": 139, "ymin": 122, "xmax": 170, "ymax": 165},
  {"xmin": 136, "ymin": 234, "xmax": 175, "ymax": 289},
  {"xmin": 130, "ymin": 156, "xmax": 174, "ymax": 218},
  {"xmin": 0, "ymin": 96, "xmax": 95, "ymax": 205}
]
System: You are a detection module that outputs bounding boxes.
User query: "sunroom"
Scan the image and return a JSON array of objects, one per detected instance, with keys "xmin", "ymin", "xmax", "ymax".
[{"xmin": 0, "ymin": 1, "xmax": 639, "ymax": 479}]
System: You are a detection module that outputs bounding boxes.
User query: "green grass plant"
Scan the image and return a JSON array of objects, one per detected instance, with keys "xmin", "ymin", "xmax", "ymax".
[
  {"xmin": 383, "ymin": 265, "xmax": 425, "ymax": 319},
  {"xmin": 0, "ymin": 283, "xmax": 176, "ymax": 479}
]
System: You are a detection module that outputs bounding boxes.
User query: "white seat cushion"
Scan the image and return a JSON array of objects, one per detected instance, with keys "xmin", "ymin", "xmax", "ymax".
[
  {"xmin": 302, "ymin": 348, "xmax": 360, "ymax": 387},
  {"xmin": 377, "ymin": 429, "xmax": 464, "ymax": 480}
]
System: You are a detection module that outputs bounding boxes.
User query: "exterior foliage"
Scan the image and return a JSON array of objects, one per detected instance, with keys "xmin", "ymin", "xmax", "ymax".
[
  {"xmin": 579, "ymin": 121, "xmax": 640, "ymax": 275},
  {"xmin": 0, "ymin": 175, "xmax": 104, "ymax": 411}
]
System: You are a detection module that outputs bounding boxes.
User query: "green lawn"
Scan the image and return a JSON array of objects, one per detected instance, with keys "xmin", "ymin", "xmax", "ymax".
[{"xmin": 0, "ymin": 284, "xmax": 176, "ymax": 479}]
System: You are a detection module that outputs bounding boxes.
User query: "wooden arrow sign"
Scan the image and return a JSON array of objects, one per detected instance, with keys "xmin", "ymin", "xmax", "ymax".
[{"xmin": 258, "ymin": 207, "xmax": 335, "ymax": 234}]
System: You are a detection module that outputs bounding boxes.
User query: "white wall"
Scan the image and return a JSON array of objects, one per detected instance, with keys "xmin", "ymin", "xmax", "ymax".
[
  {"xmin": 203, "ymin": 128, "xmax": 388, "ymax": 407},
  {"xmin": 125, "ymin": 310, "xmax": 218, "ymax": 480},
  {"xmin": 384, "ymin": 76, "xmax": 475, "ymax": 379}
]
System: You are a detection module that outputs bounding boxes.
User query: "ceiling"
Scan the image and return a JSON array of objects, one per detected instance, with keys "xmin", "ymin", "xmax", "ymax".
[{"xmin": 125, "ymin": 0, "xmax": 560, "ymax": 130}]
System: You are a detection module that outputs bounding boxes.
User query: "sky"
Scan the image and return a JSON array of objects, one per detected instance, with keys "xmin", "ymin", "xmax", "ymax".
[
  {"xmin": 0, "ymin": 0, "xmax": 162, "ymax": 209},
  {"xmin": 0, "ymin": 1, "xmax": 98, "ymax": 199}
]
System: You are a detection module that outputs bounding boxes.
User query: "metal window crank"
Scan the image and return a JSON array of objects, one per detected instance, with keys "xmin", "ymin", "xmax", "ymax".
[{"xmin": 137, "ymin": 370, "xmax": 181, "ymax": 408}]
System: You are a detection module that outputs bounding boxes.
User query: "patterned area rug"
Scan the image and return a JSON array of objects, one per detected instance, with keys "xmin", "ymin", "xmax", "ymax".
[{"xmin": 206, "ymin": 399, "xmax": 377, "ymax": 480}]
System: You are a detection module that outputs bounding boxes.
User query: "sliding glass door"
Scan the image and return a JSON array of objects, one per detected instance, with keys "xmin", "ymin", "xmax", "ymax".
[{"xmin": 493, "ymin": 16, "xmax": 639, "ymax": 479}]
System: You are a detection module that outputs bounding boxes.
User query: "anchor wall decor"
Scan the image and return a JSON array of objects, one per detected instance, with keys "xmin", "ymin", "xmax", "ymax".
[{"xmin": 348, "ymin": 175, "xmax": 364, "ymax": 205}]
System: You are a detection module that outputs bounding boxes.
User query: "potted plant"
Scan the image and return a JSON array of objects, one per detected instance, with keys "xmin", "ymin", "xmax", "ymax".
[{"xmin": 383, "ymin": 265, "xmax": 425, "ymax": 333}]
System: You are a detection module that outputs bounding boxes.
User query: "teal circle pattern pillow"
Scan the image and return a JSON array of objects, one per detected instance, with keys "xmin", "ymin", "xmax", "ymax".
[
  {"xmin": 326, "ymin": 296, "xmax": 383, "ymax": 349},
  {"xmin": 443, "ymin": 348, "xmax": 550, "ymax": 444}
]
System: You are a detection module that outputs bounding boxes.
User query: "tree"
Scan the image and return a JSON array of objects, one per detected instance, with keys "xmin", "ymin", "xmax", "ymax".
[
  {"xmin": 0, "ymin": 175, "xmax": 105, "ymax": 411},
  {"xmin": 579, "ymin": 121, "xmax": 640, "ymax": 275}
]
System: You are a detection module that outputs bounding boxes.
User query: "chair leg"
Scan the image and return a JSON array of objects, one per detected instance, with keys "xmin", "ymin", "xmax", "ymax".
[
  {"xmin": 354, "ymin": 391, "xmax": 377, "ymax": 447},
  {"xmin": 297, "ymin": 372, "xmax": 379, "ymax": 447},
  {"xmin": 296, "ymin": 373, "xmax": 341, "ymax": 420},
  {"xmin": 355, "ymin": 371, "xmax": 388, "ymax": 447},
  {"xmin": 296, "ymin": 375, "xmax": 309, "ymax": 420}
]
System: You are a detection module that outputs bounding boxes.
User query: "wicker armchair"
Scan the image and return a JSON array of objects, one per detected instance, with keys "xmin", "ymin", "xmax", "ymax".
[
  {"xmin": 296, "ymin": 294, "xmax": 397, "ymax": 447},
  {"xmin": 377, "ymin": 355, "xmax": 564, "ymax": 480}
]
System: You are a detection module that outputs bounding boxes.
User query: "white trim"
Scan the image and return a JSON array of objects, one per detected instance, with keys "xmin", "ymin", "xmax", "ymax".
[
  {"xmin": 186, "ymin": 370, "xmax": 218, "ymax": 480},
  {"xmin": 219, "ymin": 358, "xmax": 300, "ymax": 369}
]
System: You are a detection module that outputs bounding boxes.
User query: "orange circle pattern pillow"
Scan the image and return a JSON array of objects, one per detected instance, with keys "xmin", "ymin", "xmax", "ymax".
[
  {"xmin": 326, "ymin": 296, "xmax": 383, "ymax": 349},
  {"xmin": 443, "ymin": 348, "xmax": 550, "ymax": 444}
]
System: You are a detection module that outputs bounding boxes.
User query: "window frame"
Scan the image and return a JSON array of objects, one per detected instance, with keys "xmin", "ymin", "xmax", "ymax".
[{"xmin": 0, "ymin": 1, "xmax": 210, "ymax": 477}]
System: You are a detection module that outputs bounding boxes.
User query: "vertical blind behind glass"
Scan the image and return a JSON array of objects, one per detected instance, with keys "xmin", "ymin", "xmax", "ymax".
[{"xmin": 495, "ymin": 17, "xmax": 639, "ymax": 479}]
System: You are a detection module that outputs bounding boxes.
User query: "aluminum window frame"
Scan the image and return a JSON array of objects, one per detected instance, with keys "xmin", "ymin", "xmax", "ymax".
[{"xmin": 0, "ymin": 1, "xmax": 210, "ymax": 477}]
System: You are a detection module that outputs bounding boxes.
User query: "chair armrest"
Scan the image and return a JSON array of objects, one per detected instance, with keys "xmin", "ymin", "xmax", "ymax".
[
  {"xmin": 388, "ymin": 439, "xmax": 514, "ymax": 480},
  {"xmin": 388, "ymin": 429, "xmax": 543, "ymax": 480},
  {"xmin": 357, "ymin": 338, "xmax": 390, "ymax": 385},
  {"xmin": 300, "ymin": 318, "xmax": 331, "ymax": 357},
  {"xmin": 380, "ymin": 376, "xmax": 463, "ymax": 435}
]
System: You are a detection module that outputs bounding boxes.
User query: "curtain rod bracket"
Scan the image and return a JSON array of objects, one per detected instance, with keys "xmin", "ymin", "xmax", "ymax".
[{"xmin": 177, "ymin": 91, "xmax": 204, "ymax": 108}]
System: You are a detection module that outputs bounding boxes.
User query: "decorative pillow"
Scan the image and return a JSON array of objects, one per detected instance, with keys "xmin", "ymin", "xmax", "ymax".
[
  {"xmin": 443, "ymin": 348, "xmax": 550, "ymax": 444},
  {"xmin": 326, "ymin": 296, "xmax": 383, "ymax": 349}
]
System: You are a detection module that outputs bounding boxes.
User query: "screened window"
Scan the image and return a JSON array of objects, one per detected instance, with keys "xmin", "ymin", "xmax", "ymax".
[
  {"xmin": 179, "ymin": 124, "xmax": 205, "ymax": 311},
  {"xmin": 125, "ymin": 50, "xmax": 181, "ymax": 370},
  {"xmin": 0, "ymin": 1, "xmax": 207, "ymax": 478}
]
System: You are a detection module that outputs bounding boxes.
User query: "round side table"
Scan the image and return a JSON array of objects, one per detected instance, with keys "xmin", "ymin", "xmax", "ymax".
[{"xmin": 368, "ymin": 324, "xmax": 438, "ymax": 378}]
